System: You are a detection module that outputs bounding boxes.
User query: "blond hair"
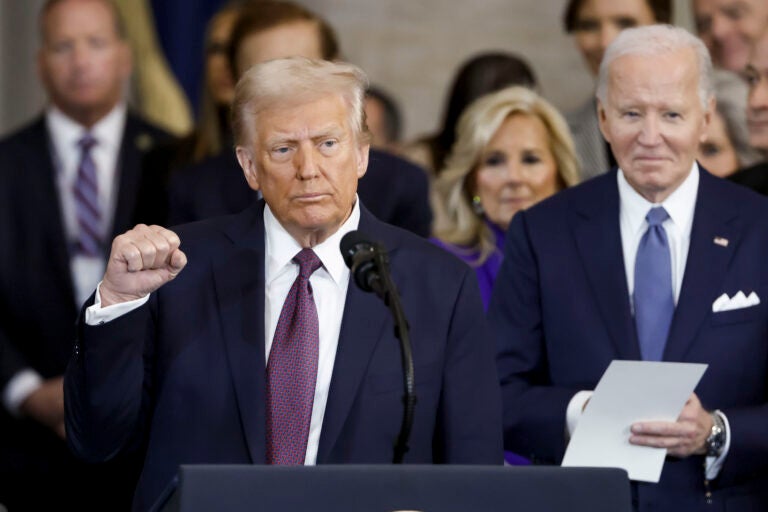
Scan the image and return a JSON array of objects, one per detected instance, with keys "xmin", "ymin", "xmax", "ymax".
[
  {"xmin": 432, "ymin": 86, "xmax": 579, "ymax": 264},
  {"xmin": 232, "ymin": 56, "xmax": 369, "ymax": 149}
]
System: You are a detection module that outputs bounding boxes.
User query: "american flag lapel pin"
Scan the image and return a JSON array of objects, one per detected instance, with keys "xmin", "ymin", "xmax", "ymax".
[{"xmin": 713, "ymin": 236, "xmax": 729, "ymax": 247}]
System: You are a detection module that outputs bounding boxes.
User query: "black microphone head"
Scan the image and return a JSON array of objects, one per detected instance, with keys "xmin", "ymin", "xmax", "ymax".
[
  {"xmin": 340, "ymin": 230, "xmax": 375, "ymax": 269},
  {"xmin": 340, "ymin": 230, "xmax": 387, "ymax": 294}
]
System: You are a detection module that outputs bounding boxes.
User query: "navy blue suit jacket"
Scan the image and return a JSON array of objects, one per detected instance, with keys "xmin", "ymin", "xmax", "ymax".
[
  {"xmin": 0, "ymin": 113, "xmax": 171, "ymax": 509},
  {"xmin": 165, "ymin": 148, "xmax": 433, "ymax": 236},
  {"xmin": 489, "ymin": 169, "xmax": 768, "ymax": 511},
  {"xmin": 65, "ymin": 203, "xmax": 502, "ymax": 511}
]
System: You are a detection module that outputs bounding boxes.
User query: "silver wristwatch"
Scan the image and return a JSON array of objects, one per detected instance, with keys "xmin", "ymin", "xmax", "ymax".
[{"xmin": 705, "ymin": 410, "xmax": 725, "ymax": 457}]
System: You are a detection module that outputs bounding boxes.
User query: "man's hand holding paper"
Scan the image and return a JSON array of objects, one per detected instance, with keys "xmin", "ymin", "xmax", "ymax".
[{"xmin": 629, "ymin": 393, "xmax": 713, "ymax": 458}]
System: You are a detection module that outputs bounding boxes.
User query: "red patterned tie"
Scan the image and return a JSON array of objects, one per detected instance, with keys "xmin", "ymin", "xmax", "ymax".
[{"xmin": 266, "ymin": 248, "xmax": 322, "ymax": 465}]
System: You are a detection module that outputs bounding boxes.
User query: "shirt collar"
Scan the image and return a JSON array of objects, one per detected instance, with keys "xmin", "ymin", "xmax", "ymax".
[
  {"xmin": 46, "ymin": 103, "xmax": 127, "ymax": 154},
  {"xmin": 265, "ymin": 196, "xmax": 361, "ymax": 287},
  {"xmin": 617, "ymin": 162, "xmax": 699, "ymax": 236}
]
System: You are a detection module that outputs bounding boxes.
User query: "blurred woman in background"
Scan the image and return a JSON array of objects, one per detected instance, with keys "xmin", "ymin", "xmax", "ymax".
[
  {"xmin": 136, "ymin": 2, "xmax": 243, "ymax": 224},
  {"xmin": 190, "ymin": 2, "xmax": 242, "ymax": 162},
  {"xmin": 431, "ymin": 86, "xmax": 580, "ymax": 310},
  {"xmin": 402, "ymin": 52, "xmax": 538, "ymax": 176}
]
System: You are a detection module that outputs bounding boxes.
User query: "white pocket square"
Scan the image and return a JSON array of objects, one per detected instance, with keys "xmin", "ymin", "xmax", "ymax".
[{"xmin": 712, "ymin": 291, "xmax": 761, "ymax": 312}]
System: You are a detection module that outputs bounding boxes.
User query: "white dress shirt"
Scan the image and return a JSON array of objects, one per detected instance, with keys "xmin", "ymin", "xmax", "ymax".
[
  {"xmin": 84, "ymin": 198, "xmax": 361, "ymax": 465},
  {"xmin": 1, "ymin": 104, "xmax": 127, "ymax": 415},
  {"xmin": 263, "ymin": 201, "xmax": 358, "ymax": 464},
  {"xmin": 48, "ymin": 104, "xmax": 126, "ymax": 307},
  {"xmin": 566, "ymin": 164, "xmax": 730, "ymax": 479},
  {"xmin": 618, "ymin": 163, "xmax": 697, "ymax": 307}
]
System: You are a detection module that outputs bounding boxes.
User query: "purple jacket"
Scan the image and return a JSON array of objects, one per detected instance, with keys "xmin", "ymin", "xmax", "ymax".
[{"xmin": 430, "ymin": 221, "xmax": 505, "ymax": 311}]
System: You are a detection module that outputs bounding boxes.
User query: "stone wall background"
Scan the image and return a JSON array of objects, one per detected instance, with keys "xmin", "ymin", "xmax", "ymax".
[{"xmin": 0, "ymin": 0, "xmax": 693, "ymax": 139}]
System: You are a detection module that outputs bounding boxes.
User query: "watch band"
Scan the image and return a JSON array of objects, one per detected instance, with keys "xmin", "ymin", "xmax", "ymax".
[{"xmin": 706, "ymin": 410, "xmax": 726, "ymax": 457}]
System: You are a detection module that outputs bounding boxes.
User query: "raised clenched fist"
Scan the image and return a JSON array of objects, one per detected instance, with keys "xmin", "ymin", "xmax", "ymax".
[{"xmin": 99, "ymin": 224, "xmax": 187, "ymax": 306}]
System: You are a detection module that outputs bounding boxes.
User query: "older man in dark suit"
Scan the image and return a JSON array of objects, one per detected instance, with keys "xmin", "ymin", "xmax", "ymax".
[
  {"xmin": 65, "ymin": 57, "xmax": 502, "ymax": 512},
  {"xmin": 0, "ymin": 0, "xmax": 171, "ymax": 509},
  {"xmin": 491, "ymin": 25, "xmax": 768, "ymax": 511}
]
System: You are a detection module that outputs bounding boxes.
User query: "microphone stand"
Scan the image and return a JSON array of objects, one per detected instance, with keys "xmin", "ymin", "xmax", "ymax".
[{"xmin": 368, "ymin": 245, "xmax": 416, "ymax": 464}]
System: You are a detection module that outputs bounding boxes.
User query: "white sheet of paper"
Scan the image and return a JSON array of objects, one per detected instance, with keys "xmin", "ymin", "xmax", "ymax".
[{"xmin": 561, "ymin": 360, "xmax": 707, "ymax": 482}]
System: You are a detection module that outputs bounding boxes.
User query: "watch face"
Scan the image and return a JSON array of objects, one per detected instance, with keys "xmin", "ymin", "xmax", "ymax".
[{"xmin": 707, "ymin": 418, "xmax": 725, "ymax": 456}]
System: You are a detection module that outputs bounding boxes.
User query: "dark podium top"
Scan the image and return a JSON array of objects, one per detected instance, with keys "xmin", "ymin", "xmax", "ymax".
[{"xmin": 154, "ymin": 464, "xmax": 632, "ymax": 512}]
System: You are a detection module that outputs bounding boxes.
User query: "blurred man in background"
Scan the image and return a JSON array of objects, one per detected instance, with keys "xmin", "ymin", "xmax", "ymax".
[
  {"xmin": 0, "ymin": 0, "xmax": 170, "ymax": 509},
  {"xmin": 729, "ymin": 28, "xmax": 768, "ymax": 193},
  {"xmin": 692, "ymin": 0, "xmax": 768, "ymax": 71}
]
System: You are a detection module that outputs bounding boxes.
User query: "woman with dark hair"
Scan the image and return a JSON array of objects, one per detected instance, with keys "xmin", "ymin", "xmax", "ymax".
[
  {"xmin": 402, "ymin": 52, "xmax": 538, "ymax": 176},
  {"xmin": 190, "ymin": 2, "xmax": 242, "ymax": 162},
  {"xmin": 564, "ymin": 0, "xmax": 671, "ymax": 180},
  {"xmin": 136, "ymin": 2, "xmax": 243, "ymax": 224}
]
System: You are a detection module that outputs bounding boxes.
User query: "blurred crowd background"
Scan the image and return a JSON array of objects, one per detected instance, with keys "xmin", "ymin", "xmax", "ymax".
[{"xmin": 0, "ymin": 0, "xmax": 695, "ymax": 140}]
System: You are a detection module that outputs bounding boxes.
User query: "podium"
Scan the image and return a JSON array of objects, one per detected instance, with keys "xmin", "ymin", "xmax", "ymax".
[{"xmin": 153, "ymin": 465, "xmax": 632, "ymax": 512}]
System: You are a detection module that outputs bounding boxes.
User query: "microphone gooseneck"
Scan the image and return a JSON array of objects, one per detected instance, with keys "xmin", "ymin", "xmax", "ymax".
[{"xmin": 340, "ymin": 230, "xmax": 416, "ymax": 464}]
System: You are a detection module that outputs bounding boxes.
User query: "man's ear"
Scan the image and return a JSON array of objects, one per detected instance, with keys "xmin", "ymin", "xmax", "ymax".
[
  {"xmin": 596, "ymin": 99, "xmax": 611, "ymax": 143},
  {"xmin": 356, "ymin": 142, "xmax": 370, "ymax": 179},
  {"xmin": 700, "ymin": 96, "xmax": 715, "ymax": 143},
  {"xmin": 119, "ymin": 40, "xmax": 133, "ymax": 81},
  {"xmin": 236, "ymin": 146, "xmax": 260, "ymax": 190}
]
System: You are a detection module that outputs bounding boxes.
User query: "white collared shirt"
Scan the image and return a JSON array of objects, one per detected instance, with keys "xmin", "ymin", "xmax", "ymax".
[
  {"xmin": 47, "ymin": 103, "xmax": 127, "ymax": 307},
  {"xmin": 264, "ymin": 199, "xmax": 358, "ymax": 465},
  {"xmin": 618, "ymin": 163, "xmax": 698, "ymax": 307}
]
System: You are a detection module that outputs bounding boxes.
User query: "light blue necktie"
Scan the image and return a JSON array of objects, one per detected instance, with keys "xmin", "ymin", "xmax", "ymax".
[{"xmin": 633, "ymin": 206, "xmax": 674, "ymax": 361}]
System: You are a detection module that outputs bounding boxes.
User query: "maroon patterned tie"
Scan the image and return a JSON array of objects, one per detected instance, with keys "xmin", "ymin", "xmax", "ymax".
[{"xmin": 266, "ymin": 248, "xmax": 322, "ymax": 465}]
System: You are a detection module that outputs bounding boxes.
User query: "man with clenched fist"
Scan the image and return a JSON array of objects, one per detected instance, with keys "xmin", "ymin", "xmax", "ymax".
[{"xmin": 64, "ymin": 57, "xmax": 503, "ymax": 511}]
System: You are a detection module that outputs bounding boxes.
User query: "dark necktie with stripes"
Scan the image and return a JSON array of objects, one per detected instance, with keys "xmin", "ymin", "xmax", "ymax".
[{"xmin": 72, "ymin": 133, "xmax": 102, "ymax": 257}]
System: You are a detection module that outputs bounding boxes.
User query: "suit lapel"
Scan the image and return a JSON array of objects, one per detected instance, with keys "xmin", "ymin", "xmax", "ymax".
[
  {"xmin": 316, "ymin": 210, "xmax": 393, "ymax": 462},
  {"xmin": 572, "ymin": 173, "xmax": 640, "ymax": 360},
  {"xmin": 212, "ymin": 205, "xmax": 268, "ymax": 464},
  {"xmin": 110, "ymin": 114, "xmax": 159, "ymax": 239},
  {"xmin": 211, "ymin": 204, "xmax": 401, "ymax": 462},
  {"xmin": 663, "ymin": 171, "xmax": 738, "ymax": 361}
]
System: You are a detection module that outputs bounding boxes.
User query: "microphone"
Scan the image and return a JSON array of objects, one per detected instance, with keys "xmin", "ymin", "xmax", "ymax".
[
  {"xmin": 339, "ymin": 230, "xmax": 416, "ymax": 464},
  {"xmin": 339, "ymin": 230, "xmax": 386, "ymax": 298}
]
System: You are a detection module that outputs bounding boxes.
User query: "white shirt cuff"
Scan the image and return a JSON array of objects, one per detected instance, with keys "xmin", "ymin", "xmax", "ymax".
[
  {"xmin": 705, "ymin": 410, "xmax": 730, "ymax": 480},
  {"xmin": 85, "ymin": 281, "xmax": 150, "ymax": 326},
  {"xmin": 2, "ymin": 369, "xmax": 43, "ymax": 416},
  {"xmin": 566, "ymin": 390, "xmax": 594, "ymax": 438}
]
